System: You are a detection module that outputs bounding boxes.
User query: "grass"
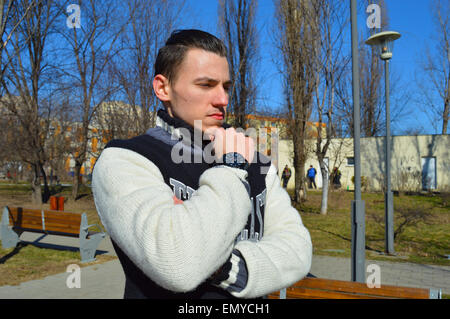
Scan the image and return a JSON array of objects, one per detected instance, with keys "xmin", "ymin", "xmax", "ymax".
[
  {"xmin": 293, "ymin": 189, "xmax": 450, "ymax": 266},
  {"xmin": 0, "ymin": 182, "xmax": 92, "ymax": 197},
  {"xmin": 0, "ymin": 243, "xmax": 116, "ymax": 286}
]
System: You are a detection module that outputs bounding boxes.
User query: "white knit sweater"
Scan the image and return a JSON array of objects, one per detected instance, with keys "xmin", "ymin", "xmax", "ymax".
[{"xmin": 92, "ymin": 147, "xmax": 312, "ymax": 298}]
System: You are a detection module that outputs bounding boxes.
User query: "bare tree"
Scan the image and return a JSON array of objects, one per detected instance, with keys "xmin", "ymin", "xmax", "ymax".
[
  {"xmin": 44, "ymin": 91, "xmax": 76, "ymax": 184},
  {"xmin": 334, "ymin": 0, "xmax": 410, "ymax": 137},
  {"xmin": 0, "ymin": 0, "xmax": 40, "ymax": 183},
  {"xmin": 333, "ymin": 0, "xmax": 388, "ymax": 138},
  {"xmin": 219, "ymin": 0, "xmax": 258, "ymax": 128},
  {"xmin": 93, "ymin": 100, "xmax": 141, "ymax": 142},
  {"xmin": 274, "ymin": 0, "xmax": 319, "ymax": 204},
  {"xmin": 0, "ymin": 0, "xmax": 39, "ymax": 80},
  {"xmin": 57, "ymin": 0, "xmax": 127, "ymax": 200},
  {"xmin": 358, "ymin": 0, "xmax": 388, "ymax": 137},
  {"xmin": 312, "ymin": 0, "xmax": 349, "ymax": 214},
  {"xmin": 109, "ymin": 0, "xmax": 185, "ymax": 136},
  {"xmin": 1, "ymin": 0, "xmax": 60, "ymax": 204},
  {"xmin": 418, "ymin": 0, "xmax": 449, "ymax": 134}
]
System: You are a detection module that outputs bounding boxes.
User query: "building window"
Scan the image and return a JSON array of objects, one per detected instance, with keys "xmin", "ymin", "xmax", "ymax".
[{"xmin": 346, "ymin": 157, "xmax": 355, "ymax": 166}]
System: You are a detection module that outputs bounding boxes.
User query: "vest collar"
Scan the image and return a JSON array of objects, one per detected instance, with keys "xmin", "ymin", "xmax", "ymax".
[{"xmin": 154, "ymin": 108, "xmax": 231, "ymax": 150}]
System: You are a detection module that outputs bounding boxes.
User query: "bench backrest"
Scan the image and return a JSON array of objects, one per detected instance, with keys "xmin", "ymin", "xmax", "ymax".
[
  {"xmin": 6, "ymin": 206, "xmax": 82, "ymax": 237},
  {"xmin": 268, "ymin": 277, "xmax": 437, "ymax": 299}
]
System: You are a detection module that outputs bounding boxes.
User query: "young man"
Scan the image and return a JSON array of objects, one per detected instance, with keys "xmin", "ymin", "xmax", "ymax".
[
  {"xmin": 331, "ymin": 167, "xmax": 342, "ymax": 189},
  {"xmin": 92, "ymin": 29, "xmax": 312, "ymax": 299},
  {"xmin": 281, "ymin": 165, "xmax": 291, "ymax": 189},
  {"xmin": 307, "ymin": 165, "xmax": 317, "ymax": 189}
]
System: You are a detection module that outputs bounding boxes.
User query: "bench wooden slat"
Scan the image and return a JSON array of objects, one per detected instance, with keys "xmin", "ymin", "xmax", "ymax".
[
  {"xmin": 9, "ymin": 208, "xmax": 81, "ymax": 233},
  {"xmin": 286, "ymin": 287, "xmax": 381, "ymax": 299},
  {"xmin": 268, "ymin": 277, "xmax": 433, "ymax": 299},
  {"xmin": 7, "ymin": 207, "xmax": 82, "ymax": 235},
  {"xmin": 267, "ymin": 288, "xmax": 379, "ymax": 299},
  {"xmin": 267, "ymin": 292, "xmax": 280, "ymax": 299},
  {"xmin": 292, "ymin": 277, "xmax": 430, "ymax": 299},
  {"xmin": 8, "ymin": 207, "xmax": 82, "ymax": 222}
]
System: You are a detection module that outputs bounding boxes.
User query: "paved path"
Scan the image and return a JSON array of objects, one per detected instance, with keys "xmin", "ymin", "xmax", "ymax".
[{"xmin": 0, "ymin": 233, "xmax": 448, "ymax": 298}]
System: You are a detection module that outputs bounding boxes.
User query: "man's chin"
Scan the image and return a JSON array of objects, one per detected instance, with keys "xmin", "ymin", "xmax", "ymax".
[{"xmin": 204, "ymin": 119, "xmax": 224, "ymax": 130}]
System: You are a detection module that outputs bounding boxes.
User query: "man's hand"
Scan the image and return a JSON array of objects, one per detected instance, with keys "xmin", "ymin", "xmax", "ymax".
[
  {"xmin": 173, "ymin": 195, "xmax": 183, "ymax": 205},
  {"xmin": 207, "ymin": 127, "xmax": 255, "ymax": 164}
]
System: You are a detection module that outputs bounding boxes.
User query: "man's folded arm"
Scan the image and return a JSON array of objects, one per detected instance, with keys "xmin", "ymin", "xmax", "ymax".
[
  {"xmin": 218, "ymin": 164, "xmax": 313, "ymax": 298},
  {"xmin": 92, "ymin": 147, "xmax": 252, "ymax": 293}
]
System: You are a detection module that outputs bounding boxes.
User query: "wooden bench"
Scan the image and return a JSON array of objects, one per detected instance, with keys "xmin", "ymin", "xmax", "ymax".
[
  {"xmin": 1, "ymin": 206, "xmax": 105, "ymax": 263},
  {"xmin": 268, "ymin": 277, "xmax": 442, "ymax": 299}
]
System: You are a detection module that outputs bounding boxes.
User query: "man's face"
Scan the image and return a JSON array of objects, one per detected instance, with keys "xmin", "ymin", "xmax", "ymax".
[{"xmin": 162, "ymin": 48, "xmax": 231, "ymax": 132}]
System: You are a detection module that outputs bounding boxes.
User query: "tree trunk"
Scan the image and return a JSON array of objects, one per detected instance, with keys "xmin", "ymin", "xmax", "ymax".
[
  {"xmin": 294, "ymin": 171, "xmax": 307, "ymax": 203},
  {"xmin": 31, "ymin": 163, "xmax": 42, "ymax": 205},
  {"xmin": 293, "ymin": 134, "xmax": 307, "ymax": 203},
  {"xmin": 319, "ymin": 161, "xmax": 329, "ymax": 215},
  {"xmin": 443, "ymin": 103, "xmax": 449, "ymax": 134},
  {"xmin": 38, "ymin": 164, "xmax": 50, "ymax": 203},
  {"xmin": 442, "ymin": 80, "xmax": 449, "ymax": 134},
  {"xmin": 71, "ymin": 161, "xmax": 82, "ymax": 200}
]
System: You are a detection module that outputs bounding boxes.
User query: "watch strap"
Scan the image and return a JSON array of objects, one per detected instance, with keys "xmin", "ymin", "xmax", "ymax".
[{"xmin": 222, "ymin": 152, "xmax": 249, "ymax": 171}]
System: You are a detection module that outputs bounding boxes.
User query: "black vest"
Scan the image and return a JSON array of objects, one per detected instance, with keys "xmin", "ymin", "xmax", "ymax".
[{"xmin": 104, "ymin": 110, "xmax": 271, "ymax": 298}]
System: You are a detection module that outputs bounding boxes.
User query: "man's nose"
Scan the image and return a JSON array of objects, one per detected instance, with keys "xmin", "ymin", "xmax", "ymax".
[{"xmin": 212, "ymin": 86, "xmax": 228, "ymax": 108}]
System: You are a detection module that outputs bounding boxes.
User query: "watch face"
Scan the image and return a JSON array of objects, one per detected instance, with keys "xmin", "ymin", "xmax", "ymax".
[
  {"xmin": 234, "ymin": 153, "xmax": 246, "ymax": 164},
  {"xmin": 224, "ymin": 152, "xmax": 244, "ymax": 164},
  {"xmin": 224, "ymin": 152, "xmax": 235, "ymax": 164},
  {"xmin": 223, "ymin": 152, "xmax": 249, "ymax": 170}
]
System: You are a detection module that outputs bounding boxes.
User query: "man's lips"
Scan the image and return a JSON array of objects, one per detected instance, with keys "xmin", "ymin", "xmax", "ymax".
[{"xmin": 209, "ymin": 113, "xmax": 224, "ymax": 120}]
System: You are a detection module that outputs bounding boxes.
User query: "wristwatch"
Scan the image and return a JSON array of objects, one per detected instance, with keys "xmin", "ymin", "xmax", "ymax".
[{"xmin": 222, "ymin": 152, "xmax": 250, "ymax": 171}]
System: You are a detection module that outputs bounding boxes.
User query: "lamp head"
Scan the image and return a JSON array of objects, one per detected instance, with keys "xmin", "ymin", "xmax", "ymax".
[{"xmin": 365, "ymin": 31, "xmax": 401, "ymax": 60}]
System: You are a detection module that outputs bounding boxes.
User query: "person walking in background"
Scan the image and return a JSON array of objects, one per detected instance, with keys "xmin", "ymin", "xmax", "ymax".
[
  {"xmin": 281, "ymin": 165, "xmax": 292, "ymax": 189},
  {"xmin": 331, "ymin": 167, "xmax": 342, "ymax": 189},
  {"xmin": 307, "ymin": 165, "xmax": 317, "ymax": 189}
]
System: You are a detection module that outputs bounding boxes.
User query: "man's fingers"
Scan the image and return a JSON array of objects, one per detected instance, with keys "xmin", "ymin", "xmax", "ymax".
[
  {"xmin": 204, "ymin": 127, "xmax": 223, "ymax": 141},
  {"xmin": 210, "ymin": 127, "xmax": 255, "ymax": 164},
  {"xmin": 173, "ymin": 195, "xmax": 183, "ymax": 205}
]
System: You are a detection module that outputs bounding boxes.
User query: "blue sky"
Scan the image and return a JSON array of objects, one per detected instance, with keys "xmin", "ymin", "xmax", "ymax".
[{"xmin": 177, "ymin": 0, "xmax": 442, "ymax": 135}]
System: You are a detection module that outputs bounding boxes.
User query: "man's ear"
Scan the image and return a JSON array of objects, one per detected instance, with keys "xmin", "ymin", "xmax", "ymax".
[{"xmin": 153, "ymin": 74, "xmax": 171, "ymax": 102}]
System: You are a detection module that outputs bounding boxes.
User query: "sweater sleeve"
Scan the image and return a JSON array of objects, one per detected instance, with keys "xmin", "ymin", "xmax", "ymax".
[
  {"xmin": 91, "ymin": 147, "xmax": 252, "ymax": 293},
  {"xmin": 230, "ymin": 164, "xmax": 313, "ymax": 298}
]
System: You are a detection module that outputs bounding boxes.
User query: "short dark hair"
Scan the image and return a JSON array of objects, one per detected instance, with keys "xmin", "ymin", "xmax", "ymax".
[{"xmin": 154, "ymin": 29, "xmax": 228, "ymax": 83}]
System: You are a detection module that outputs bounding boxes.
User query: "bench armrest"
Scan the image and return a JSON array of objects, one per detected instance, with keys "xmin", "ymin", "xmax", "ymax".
[{"xmin": 83, "ymin": 223, "xmax": 104, "ymax": 231}]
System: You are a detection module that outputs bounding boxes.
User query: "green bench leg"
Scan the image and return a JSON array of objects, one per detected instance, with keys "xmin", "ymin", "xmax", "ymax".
[
  {"xmin": 79, "ymin": 213, "xmax": 105, "ymax": 263},
  {"xmin": 1, "ymin": 207, "xmax": 19, "ymax": 249}
]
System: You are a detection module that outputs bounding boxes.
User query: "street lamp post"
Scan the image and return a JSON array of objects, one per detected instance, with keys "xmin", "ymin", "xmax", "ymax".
[
  {"xmin": 350, "ymin": 0, "xmax": 365, "ymax": 283},
  {"xmin": 365, "ymin": 31, "xmax": 401, "ymax": 255}
]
